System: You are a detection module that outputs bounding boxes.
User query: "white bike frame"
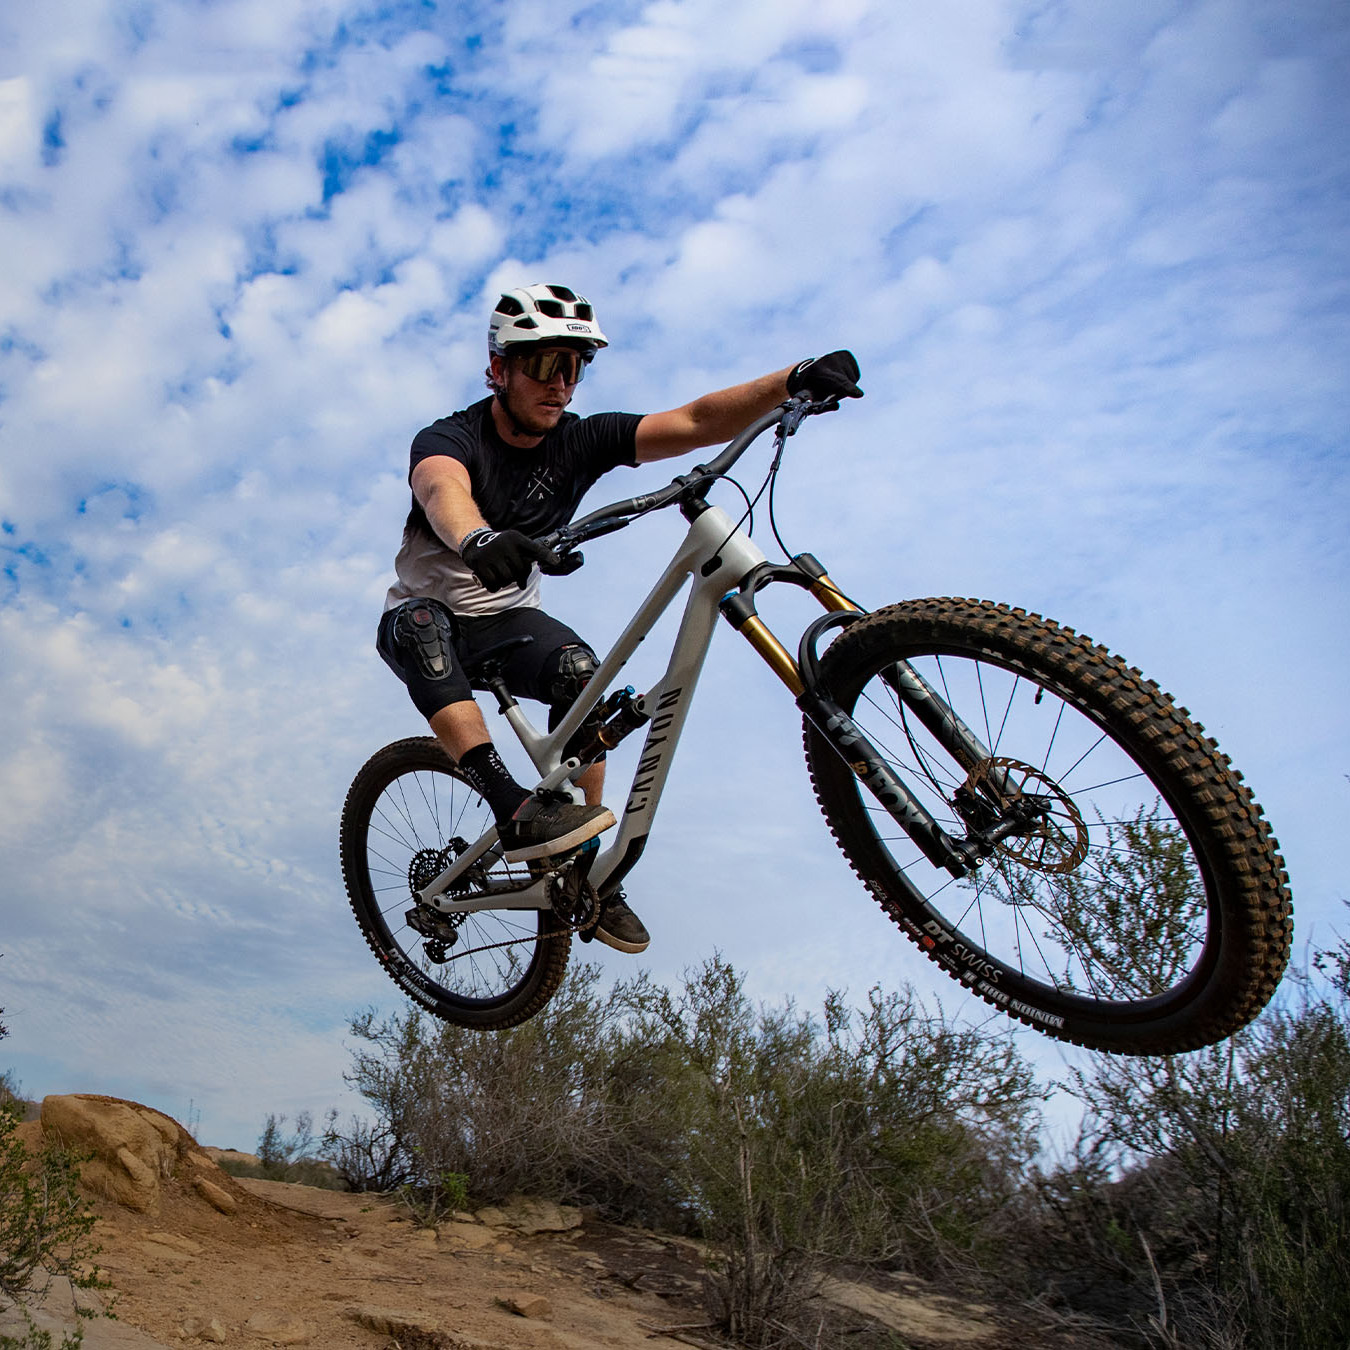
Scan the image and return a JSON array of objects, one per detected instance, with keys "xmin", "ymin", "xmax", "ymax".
[
  {"xmin": 412, "ymin": 394, "xmax": 989, "ymax": 925},
  {"xmin": 414, "ymin": 501, "xmax": 791, "ymax": 917}
]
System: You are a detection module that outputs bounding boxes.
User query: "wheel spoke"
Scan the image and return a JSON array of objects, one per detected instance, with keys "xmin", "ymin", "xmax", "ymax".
[
  {"xmin": 1040, "ymin": 699, "xmax": 1066, "ymax": 776},
  {"xmin": 991, "ymin": 670, "xmax": 1019, "ymax": 757},
  {"xmin": 1053, "ymin": 731, "xmax": 1110, "ymax": 787}
]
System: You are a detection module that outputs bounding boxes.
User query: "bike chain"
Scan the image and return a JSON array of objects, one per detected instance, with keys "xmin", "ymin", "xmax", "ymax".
[{"xmin": 417, "ymin": 872, "xmax": 602, "ymax": 965}]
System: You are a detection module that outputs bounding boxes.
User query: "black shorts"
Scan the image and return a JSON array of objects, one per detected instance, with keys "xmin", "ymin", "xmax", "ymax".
[{"xmin": 377, "ymin": 600, "xmax": 592, "ymax": 721}]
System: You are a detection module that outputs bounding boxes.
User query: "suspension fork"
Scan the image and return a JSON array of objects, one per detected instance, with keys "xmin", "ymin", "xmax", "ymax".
[{"xmin": 717, "ymin": 555, "xmax": 980, "ymax": 877}]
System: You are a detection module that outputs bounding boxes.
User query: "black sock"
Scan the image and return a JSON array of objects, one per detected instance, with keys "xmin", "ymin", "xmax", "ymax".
[{"xmin": 457, "ymin": 742, "xmax": 531, "ymax": 824}]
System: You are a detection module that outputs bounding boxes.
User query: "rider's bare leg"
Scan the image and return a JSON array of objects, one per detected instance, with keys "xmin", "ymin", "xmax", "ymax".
[
  {"xmin": 577, "ymin": 760, "xmax": 604, "ymax": 806},
  {"xmin": 429, "ymin": 699, "xmax": 494, "ymax": 762}
]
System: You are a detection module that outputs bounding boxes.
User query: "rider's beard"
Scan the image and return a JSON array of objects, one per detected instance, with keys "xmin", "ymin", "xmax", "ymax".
[{"xmin": 496, "ymin": 375, "xmax": 568, "ymax": 440}]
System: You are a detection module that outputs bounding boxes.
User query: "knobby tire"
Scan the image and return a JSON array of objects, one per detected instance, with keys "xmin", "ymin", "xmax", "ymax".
[
  {"xmin": 804, "ymin": 599, "xmax": 1292, "ymax": 1054},
  {"xmin": 340, "ymin": 737, "xmax": 571, "ymax": 1029}
]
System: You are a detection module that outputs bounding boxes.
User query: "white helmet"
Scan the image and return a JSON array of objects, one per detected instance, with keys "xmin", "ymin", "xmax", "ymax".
[{"xmin": 488, "ymin": 283, "xmax": 608, "ymax": 357}]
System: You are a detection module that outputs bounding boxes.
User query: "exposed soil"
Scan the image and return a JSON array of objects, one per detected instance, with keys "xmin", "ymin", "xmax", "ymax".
[
  {"xmin": 87, "ymin": 1174, "xmax": 714, "ymax": 1349},
  {"xmin": 15, "ymin": 1138, "xmax": 1118, "ymax": 1350}
]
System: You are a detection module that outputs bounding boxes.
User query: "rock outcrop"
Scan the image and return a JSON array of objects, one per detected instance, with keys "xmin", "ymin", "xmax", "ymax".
[
  {"xmin": 474, "ymin": 1194, "xmax": 582, "ymax": 1234},
  {"xmin": 199, "ymin": 1146, "xmax": 261, "ymax": 1168},
  {"xmin": 38, "ymin": 1094, "xmax": 238, "ymax": 1216}
]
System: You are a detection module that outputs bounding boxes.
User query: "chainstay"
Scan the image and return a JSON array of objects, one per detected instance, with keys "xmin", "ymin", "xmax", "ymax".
[{"xmin": 422, "ymin": 884, "xmax": 600, "ymax": 964}]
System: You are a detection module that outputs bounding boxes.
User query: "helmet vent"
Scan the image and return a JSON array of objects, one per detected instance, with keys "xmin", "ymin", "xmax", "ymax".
[
  {"xmin": 494, "ymin": 295, "xmax": 525, "ymax": 316},
  {"xmin": 546, "ymin": 285, "xmax": 577, "ymax": 302},
  {"xmin": 535, "ymin": 299, "xmax": 565, "ymax": 318},
  {"xmin": 574, "ymin": 303, "xmax": 593, "ymax": 320},
  {"xmin": 515, "ymin": 315, "xmax": 538, "ymax": 329}
]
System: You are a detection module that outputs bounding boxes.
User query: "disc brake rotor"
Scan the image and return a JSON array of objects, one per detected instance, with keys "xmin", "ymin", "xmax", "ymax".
[{"xmin": 964, "ymin": 756, "xmax": 1089, "ymax": 874}]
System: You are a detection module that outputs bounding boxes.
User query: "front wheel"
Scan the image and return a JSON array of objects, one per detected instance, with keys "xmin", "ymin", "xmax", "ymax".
[
  {"xmin": 804, "ymin": 599, "xmax": 1292, "ymax": 1054},
  {"xmin": 340, "ymin": 737, "xmax": 571, "ymax": 1029}
]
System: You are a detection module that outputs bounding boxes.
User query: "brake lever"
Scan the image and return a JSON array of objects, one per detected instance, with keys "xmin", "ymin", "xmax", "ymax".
[
  {"xmin": 539, "ymin": 550, "xmax": 584, "ymax": 577},
  {"xmin": 779, "ymin": 393, "xmax": 839, "ymax": 439}
]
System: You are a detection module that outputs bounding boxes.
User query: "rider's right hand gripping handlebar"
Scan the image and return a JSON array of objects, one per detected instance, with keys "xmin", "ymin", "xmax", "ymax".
[{"xmin": 537, "ymin": 548, "xmax": 584, "ymax": 577}]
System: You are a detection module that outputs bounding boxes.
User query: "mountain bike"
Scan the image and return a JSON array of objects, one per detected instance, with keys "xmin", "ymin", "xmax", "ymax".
[{"xmin": 340, "ymin": 394, "xmax": 1292, "ymax": 1053}]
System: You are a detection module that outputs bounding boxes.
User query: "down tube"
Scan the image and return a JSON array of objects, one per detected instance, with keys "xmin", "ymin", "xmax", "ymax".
[{"xmin": 589, "ymin": 515, "xmax": 765, "ymax": 893}]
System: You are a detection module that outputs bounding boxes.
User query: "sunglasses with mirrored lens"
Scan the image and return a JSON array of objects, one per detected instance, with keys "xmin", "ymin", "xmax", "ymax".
[{"xmin": 515, "ymin": 348, "xmax": 589, "ymax": 385}]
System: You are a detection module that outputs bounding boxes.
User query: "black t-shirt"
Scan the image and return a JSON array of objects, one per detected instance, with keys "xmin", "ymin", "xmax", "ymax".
[
  {"xmin": 406, "ymin": 396, "xmax": 642, "ymax": 539},
  {"xmin": 385, "ymin": 396, "xmax": 643, "ymax": 616}
]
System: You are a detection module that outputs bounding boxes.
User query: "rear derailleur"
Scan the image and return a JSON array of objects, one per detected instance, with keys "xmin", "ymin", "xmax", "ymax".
[{"xmin": 405, "ymin": 838, "xmax": 482, "ymax": 963}]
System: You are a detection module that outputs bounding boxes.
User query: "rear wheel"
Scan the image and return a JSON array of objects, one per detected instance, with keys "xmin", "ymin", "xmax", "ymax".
[
  {"xmin": 340, "ymin": 737, "xmax": 571, "ymax": 1029},
  {"xmin": 804, "ymin": 599, "xmax": 1292, "ymax": 1054}
]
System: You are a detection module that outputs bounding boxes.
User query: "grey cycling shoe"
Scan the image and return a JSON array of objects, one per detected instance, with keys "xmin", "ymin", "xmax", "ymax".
[
  {"xmin": 594, "ymin": 892, "xmax": 650, "ymax": 954},
  {"xmin": 499, "ymin": 791, "xmax": 616, "ymax": 863}
]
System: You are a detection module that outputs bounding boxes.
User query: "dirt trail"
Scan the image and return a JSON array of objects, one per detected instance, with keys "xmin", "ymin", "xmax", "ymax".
[
  {"xmin": 85, "ymin": 1175, "xmax": 716, "ymax": 1349},
  {"xmin": 55, "ymin": 1176, "xmax": 1032, "ymax": 1349},
  {"xmin": 7, "ymin": 1096, "xmax": 1104, "ymax": 1349}
]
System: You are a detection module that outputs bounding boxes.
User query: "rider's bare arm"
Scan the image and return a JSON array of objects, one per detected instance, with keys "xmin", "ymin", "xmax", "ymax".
[
  {"xmin": 632, "ymin": 366, "xmax": 795, "ymax": 463},
  {"xmin": 412, "ymin": 457, "xmax": 487, "ymax": 550}
]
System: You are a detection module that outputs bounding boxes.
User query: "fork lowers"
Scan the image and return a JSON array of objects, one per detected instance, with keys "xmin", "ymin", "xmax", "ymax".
[{"xmin": 794, "ymin": 685, "xmax": 973, "ymax": 877}]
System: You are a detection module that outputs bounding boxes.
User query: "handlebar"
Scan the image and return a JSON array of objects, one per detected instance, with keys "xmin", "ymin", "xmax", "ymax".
[{"xmin": 536, "ymin": 391, "xmax": 834, "ymax": 567}]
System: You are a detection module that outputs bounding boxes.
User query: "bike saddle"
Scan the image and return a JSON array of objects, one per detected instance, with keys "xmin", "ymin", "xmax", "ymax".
[{"xmin": 463, "ymin": 635, "xmax": 534, "ymax": 690}]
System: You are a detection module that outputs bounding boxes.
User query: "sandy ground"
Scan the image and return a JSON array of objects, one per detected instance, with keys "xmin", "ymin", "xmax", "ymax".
[{"xmin": 9, "ymin": 1163, "xmax": 1117, "ymax": 1349}]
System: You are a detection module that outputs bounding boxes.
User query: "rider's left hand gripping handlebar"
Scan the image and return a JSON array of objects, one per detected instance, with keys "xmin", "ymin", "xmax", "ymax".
[{"xmin": 787, "ymin": 350, "xmax": 863, "ymax": 402}]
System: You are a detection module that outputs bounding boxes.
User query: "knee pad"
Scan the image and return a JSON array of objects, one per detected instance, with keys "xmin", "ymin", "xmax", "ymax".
[
  {"xmin": 393, "ymin": 600, "xmax": 458, "ymax": 682},
  {"xmin": 545, "ymin": 643, "xmax": 598, "ymax": 708},
  {"xmin": 545, "ymin": 645, "xmax": 604, "ymax": 753}
]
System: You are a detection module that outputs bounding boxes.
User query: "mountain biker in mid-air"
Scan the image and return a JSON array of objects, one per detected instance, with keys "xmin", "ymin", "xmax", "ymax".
[{"xmin": 377, "ymin": 283, "xmax": 862, "ymax": 955}]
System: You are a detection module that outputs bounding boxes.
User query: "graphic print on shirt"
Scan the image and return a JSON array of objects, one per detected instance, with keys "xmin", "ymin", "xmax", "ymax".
[
  {"xmin": 386, "ymin": 399, "xmax": 644, "ymax": 618},
  {"xmin": 524, "ymin": 463, "xmax": 561, "ymax": 510}
]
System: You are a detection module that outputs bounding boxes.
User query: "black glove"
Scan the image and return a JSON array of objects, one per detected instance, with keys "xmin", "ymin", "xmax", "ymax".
[
  {"xmin": 787, "ymin": 350, "xmax": 863, "ymax": 400},
  {"xmin": 459, "ymin": 527, "xmax": 559, "ymax": 592}
]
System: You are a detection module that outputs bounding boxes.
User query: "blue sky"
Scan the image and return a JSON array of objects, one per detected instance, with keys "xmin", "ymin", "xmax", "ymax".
[{"xmin": 1, "ymin": 0, "xmax": 1347, "ymax": 1148}]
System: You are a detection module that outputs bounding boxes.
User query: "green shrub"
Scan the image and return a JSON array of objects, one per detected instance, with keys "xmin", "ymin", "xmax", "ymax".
[
  {"xmin": 1, "ymin": 993, "xmax": 105, "ymax": 1350},
  {"xmin": 332, "ymin": 956, "xmax": 1044, "ymax": 1347},
  {"xmin": 614, "ymin": 959, "xmax": 1044, "ymax": 1344},
  {"xmin": 398, "ymin": 1168, "xmax": 469, "ymax": 1228},
  {"xmin": 1023, "ymin": 944, "xmax": 1350, "ymax": 1349},
  {"xmin": 335, "ymin": 962, "xmax": 691, "ymax": 1226}
]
